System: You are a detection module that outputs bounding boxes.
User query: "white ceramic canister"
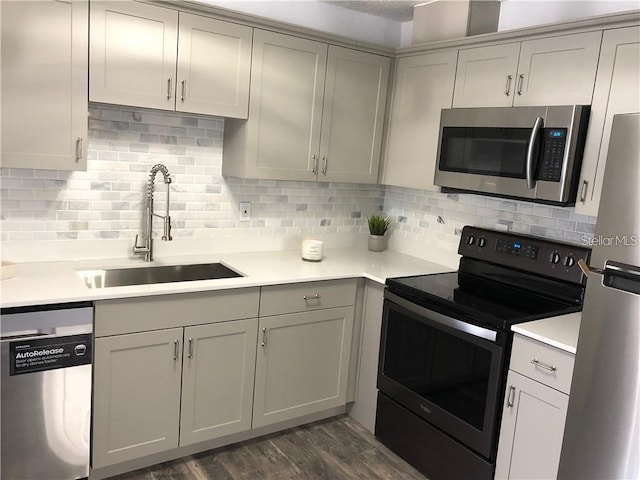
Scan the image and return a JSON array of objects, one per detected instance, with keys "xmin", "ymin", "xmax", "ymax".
[{"xmin": 301, "ymin": 239, "xmax": 324, "ymax": 261}]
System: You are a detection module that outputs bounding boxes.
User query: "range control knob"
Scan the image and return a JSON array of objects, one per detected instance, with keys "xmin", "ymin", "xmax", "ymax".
[
  {"xmin": 466, "ymin": 235, "xmax": 476, "ymax": 246},
  {"xmin": 564, "ymin": 256, "xmax": 576, "ymax": 267},
  {"xmin": 478, "ymin": 237, "xmax": 486, "ymax": 247},
  {"xmin": 550, "ymin": 252, "xmax": 561, "ymax": 264}
]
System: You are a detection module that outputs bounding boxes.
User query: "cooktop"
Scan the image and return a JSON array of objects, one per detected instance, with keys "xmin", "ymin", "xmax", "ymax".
[{"xmin": 385, "ymin": 226, "xmax": 591, "ymax": 331}]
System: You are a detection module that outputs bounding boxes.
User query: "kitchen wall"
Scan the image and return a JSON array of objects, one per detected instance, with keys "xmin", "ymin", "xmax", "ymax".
[
  {"xmin": 0, "ymin": 105, "xmax": 596, "ymax": 262},
  {"xmin": 385, "ymin": 187, "xmax": 597, "ymax": 254},
  {"xmin": 0, "ymin": 105, "xmax": 384, "ymax": 247}
]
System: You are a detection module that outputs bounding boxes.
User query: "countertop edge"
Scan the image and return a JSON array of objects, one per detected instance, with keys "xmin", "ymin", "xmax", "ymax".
[
  {"xmin": 511, "ymin": 312, "xmax": 582, "ymax": 354},
  {"xmin": 0, "ymin": 248, "xmax": 453, "ymax": 309}
]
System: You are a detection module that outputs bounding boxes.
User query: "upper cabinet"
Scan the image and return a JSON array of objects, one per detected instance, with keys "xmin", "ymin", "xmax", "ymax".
[
  {"xmin": 453, "ymin": 31, "xmax": 602, "ymax": 107},
  {"xmin": 382, "ymin": 51, "xmax": 458, "ymax": 190},
  {"xmin": 224, "ymin": 30, "xmax": 328, "ymax": 181},
  {"xmin": 575, "ymin": 26, "xmax": 640, "ymax": 216},
  {"xmin": 223, "ymin": 29, "xmax": 390, "ymax": 184},
  {"xmin": 89, "ymin": 2, "xmax": 252, "ymax": 118},
  {"xmin": 176, "ymin": 13, "xmax": 252, "ymax": 118},
  {"xmin": 1, "ymin": 0, "xmax": 88, "ymax": 171},
  {"xmin": 319, "ymin": 46, "xmax": 390, "ymax": 183}
]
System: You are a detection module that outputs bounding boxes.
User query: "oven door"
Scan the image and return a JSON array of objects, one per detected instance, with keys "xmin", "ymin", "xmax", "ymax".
[{"xmin": 378, "ymin": 291, "xmax": 505, "ymax": 459}]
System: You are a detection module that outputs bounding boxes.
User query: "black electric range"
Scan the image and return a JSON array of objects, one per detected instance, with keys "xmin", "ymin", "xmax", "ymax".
[{"xmin": 376, "ymin": 226, "xmax": 591, "ymax": 480}]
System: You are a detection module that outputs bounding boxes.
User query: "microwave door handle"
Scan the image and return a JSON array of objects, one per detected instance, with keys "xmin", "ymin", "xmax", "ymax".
[{"xmin": 526, "ymin": 116, "xmax": 544, "ymax": 189}]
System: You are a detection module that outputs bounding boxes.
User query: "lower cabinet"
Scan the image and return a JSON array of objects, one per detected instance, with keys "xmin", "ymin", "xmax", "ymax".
[
  {"xmin": 93, "ymin": 328, "xmax": 184, "ymax": 467},
  {"xmin": 92, "ymin": 319, "xmax": 259, "ymax": 468},
  {"xmin": 92, "ymin": 281, "xmax": 357, "ymax": 471},
  {"xmin": 495, "ymin": 371, "xmax": 569, "ymax": 480},
  {"xmin": 179, "ymin": 319, "xmax": 258, "ymax": 446},
  {"xmin": 253, "ymin": 306, "xmax": 354, "ymax": 428},
  {"xmin": 495, "ymin": 335, "xmax": 574, "ymax": 480}
]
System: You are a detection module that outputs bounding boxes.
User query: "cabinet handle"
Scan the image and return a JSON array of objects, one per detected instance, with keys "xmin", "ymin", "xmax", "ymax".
[
  {"xmin": 303, "ymin": 294, "xmax": 321, "ymax": 301},
  {"xmin": 173, "ymin": 339, "xmax": 179, "ymax": 361},
  {"xmin": 507, "ymin": 385, "xmax": 516, "ymax": 408},
  {"xmin": 75, "ymin": 137, "xmax": 83, "ymax": 161},
  {"xmin": 181, "ymin": 80, "xmax": 186, "ymax": 102},
  {"xmin": 167, "ymin": 78, "xmax": 172, "ymax": 99},
  {"xmin": 579, "ymin": 179, "xmax": 589, "ymax": 203},
  {"xmin": 517, "ymin": 73, "xmax": 525, "ymax": 96},
  {"xmin": 531, "ymin": 358, "xmax": 557, "ymax": 372},
  {"xmin": 261, "ymin": 327, "xmax": 268, "ymax": 347},
  {"xmin": 505, "ymin": 74, "xmax": 513, "ymax": 96},
  {"xmin": 187, "ymin": 337, "xmax": 193, "ymax": 358},
  {"xmin": 321, "ymin": 155, "xmax": 327, "ymax": 175},
  {"xmin": 311, "ymin": 154, "xmax": 318, "ymax": 174}
]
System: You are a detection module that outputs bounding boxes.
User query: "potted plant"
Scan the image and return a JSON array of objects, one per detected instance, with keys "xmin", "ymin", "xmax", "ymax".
[{"xmin": 367, "ymin": 214, "xmax": 392, "ymax": 252}]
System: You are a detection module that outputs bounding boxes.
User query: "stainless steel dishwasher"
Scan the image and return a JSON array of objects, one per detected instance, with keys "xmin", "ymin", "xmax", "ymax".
[{"xmin": 1, "ymin": 302, "xmax": 92, "ymax": 480}]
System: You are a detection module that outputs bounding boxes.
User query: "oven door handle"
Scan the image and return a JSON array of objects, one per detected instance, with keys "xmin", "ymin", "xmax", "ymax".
[{"xmin": 385, "ymin": 291, "xmax": 498, "ymax": 342}]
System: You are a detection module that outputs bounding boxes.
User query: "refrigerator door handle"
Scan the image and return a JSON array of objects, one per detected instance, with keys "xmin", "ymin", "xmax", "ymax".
[{"xmin": 578, "ymin": 259, "xmax": 640, "ymax": 295}]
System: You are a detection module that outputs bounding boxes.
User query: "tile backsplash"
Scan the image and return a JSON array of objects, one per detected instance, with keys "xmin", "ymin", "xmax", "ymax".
[
  {"xmin": 1, "ymin": 105, "xmax": 385, "ymax": 244},
  {"xmin": 0, "ymin": 105, "xmax": 597, "ymax": 258}
]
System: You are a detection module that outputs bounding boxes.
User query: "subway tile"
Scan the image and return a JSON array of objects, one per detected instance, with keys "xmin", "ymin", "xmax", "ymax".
[{"xmin": 1, "ymin": 105, "xmax": 597, "ymax": 246}]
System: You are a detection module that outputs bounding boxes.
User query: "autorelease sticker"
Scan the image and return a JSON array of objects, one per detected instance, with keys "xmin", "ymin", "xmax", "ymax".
[{"xmin": 9, "ymin": 334, "xmax": 92, "ymax": 376}]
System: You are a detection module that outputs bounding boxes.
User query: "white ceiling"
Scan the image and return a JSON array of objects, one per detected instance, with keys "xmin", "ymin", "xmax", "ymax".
[{"xmin": 320, "ymin": 0, "xmax": 424, "ymax": 22}]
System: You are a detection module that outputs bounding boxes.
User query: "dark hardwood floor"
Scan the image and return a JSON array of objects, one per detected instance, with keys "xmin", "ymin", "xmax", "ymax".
[{"xmin": 109, "ymin": 415, "xmax": 427, "ymax": 480}]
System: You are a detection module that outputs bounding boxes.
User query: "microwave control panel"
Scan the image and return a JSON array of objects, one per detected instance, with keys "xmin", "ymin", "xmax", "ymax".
[{"xmin": 538, "ymin": 129, "xmax": 567, "ymax": 182}]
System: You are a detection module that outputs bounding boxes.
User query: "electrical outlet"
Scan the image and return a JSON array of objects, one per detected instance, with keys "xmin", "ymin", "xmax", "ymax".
[{"xmin": 239, "ymin": 202, "xmax": 251, "ymax": 221}]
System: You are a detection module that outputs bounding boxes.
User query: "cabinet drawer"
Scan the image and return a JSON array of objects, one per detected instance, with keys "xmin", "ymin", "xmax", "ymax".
[
  {"xmin": 510, "ymin": 334, "xmax": 575, "ymax": 394},
  {"xmin": 95, "ymin": 288, "xmax": 260, "ymax": 337},
  {"xmin": 260, "ymin": 279, "xmax": 357, "ymax": 316}
]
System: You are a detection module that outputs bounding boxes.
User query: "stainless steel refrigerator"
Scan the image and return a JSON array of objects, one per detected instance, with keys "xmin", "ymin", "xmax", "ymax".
[{"xmin": 558, "ymin": 113, "xmax": 640, "ymax": 478}]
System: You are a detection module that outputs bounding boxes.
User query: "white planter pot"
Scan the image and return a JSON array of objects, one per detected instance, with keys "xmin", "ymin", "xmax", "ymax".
[{"xmin": 368, "ymin": 234, "xmax": 388, "ymax": 252}]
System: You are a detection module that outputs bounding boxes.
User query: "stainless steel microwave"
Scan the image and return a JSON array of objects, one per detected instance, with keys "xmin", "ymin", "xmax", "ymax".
[{"xmin": 434, "ymin": 105, "xmax": 590, "ymax": 205}]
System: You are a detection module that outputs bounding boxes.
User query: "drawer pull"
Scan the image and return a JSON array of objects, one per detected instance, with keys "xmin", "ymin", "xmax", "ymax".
[
  {"xmin": 173, "ymin": 339, "xmax": 179, "ymax": 361},
  {"xmin": 303, "ymin": 294, "xmax": 321, "ymax": 301},
  {"xmin": 507, "ymin": 385, "xmax": 516, "ymax": 407},
  {"xmin": 531, "ymin": 358, "xmax": 557, "ymax": 372},
  {"xmin": 187, "ymin": 337, "xmax": 193, "ymax": 358},
  {"xmin": 261, "ymin": 327, "xmax": 268, "ymax": 347}
]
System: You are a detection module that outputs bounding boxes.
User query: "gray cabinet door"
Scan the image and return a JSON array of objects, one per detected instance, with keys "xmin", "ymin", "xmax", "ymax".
[
  {"xmin": 253, "ymin": 306, "xmax": 354, "ymax": 428},
  {"xmin": 576, "ymin": 26, "xmax": 640, "ymax": 216},
  {"xmin": 1, "ymin": 0, "xmax": 88, "ymax": 170},
  {"xmin": 179, "ymin": 318, "xmax": 258, "ymax": 446},
  {"xmin": 495, "ymin": 370, "xmax": 569, "ymax": 480},
  {"xmin": 92, "ymin": 328, "xmax": 183, "ymax": 468},
  {"xmin": 382, "ymin": 51, "xmax": 457, "ymax": 190},
  {"xmin": 319, "ymin": 47, "xmax": 390, "ymax": 184},
  {"xmin": 243, "ymin": 29, "xmax": 328, "ymax": 181},
  {"xmin": 89, "ymin": 1, "xmax": 178, "ymax": 110},
  {"xmin": 513, "ymin": 31, "xmax": 602, "ymax": 107},
  {"xmin": 176, "ymin": 12, "xmax": 253, "ymax": 118},
  {"xmin": 453, "ymin": 42, "xmax": 520, "ymax": 108}
]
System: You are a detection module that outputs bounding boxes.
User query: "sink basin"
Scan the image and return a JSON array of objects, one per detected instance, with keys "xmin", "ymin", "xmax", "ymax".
[{"xmin": 77, "ymin": 262, "xmax": 243, "ymax": 289}]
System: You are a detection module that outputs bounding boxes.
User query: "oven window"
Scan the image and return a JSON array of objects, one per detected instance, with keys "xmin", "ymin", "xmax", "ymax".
[
  {"xmin": 382, "ymin": 307, "xmax": 492, "ymax": 430},
  {"xmin": 439, "ymin": 127, "xmax": 531, "ymax": 178}
]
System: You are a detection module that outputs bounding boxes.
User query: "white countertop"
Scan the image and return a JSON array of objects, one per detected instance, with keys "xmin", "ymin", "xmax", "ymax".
[
  {"xmin": 511, "ymin": 312, "xmax": 582, "ymax": 354},
  {"xmin": 0, "ymin": 248, "xmax": 452, "ymax": 308}
]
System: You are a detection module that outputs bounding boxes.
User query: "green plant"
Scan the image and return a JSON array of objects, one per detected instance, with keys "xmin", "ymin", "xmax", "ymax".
[{"xmin": 367, "ymin": 215, "xmax": 392, "ymax": 236}]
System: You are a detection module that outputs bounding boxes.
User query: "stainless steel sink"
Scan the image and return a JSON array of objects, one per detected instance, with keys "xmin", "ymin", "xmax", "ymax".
[{"xmin": 77, "ymin": 262, "xmax": 243, "ymax": 289}]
